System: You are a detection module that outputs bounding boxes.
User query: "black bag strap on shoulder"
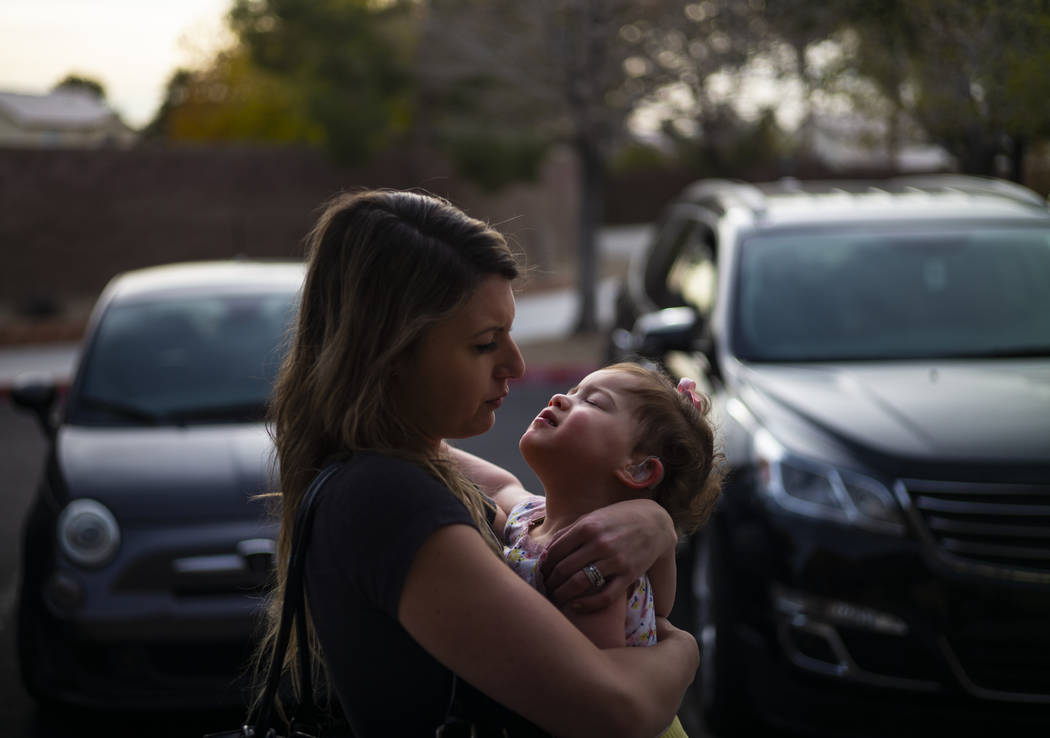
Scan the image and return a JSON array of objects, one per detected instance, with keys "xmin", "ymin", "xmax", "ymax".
[{"xmin": 206, "ymin": 462, "xmax": 342, "ymax": 738}]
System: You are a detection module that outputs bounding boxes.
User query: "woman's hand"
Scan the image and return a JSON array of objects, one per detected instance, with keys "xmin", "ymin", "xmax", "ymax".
[{"xmin": 541, "ymin": 498, "xmax": 677, "ymax": 612}]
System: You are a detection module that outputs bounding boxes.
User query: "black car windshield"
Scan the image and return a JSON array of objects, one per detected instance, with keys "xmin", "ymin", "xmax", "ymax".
[
  {"xmin": 70, "ymin": 291, "xmax": 296, "ymax": 425},
  {"xmin": 732, "ymin": 224, "xmax": 1050, "ymax": 361}
]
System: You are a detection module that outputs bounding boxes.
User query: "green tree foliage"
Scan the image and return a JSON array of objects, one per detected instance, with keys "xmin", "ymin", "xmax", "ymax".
[
  {"xmin": 142, "ymin": 69, "xmax": 192, "ymax": 139},
  {"xmin": 142, "ymin": 49, "xmax": 323, "ymax": 144},
  {"xmin": 843, "ymin": 0, "xmax": 1050, "ymax": 179},
  {"xmin": 442, "ymin": 130, "xmax": 550, "ymax": 190},
  {"xmin": 672, "ymin": 106, "xmax": 787, "ymax": 178},
  {"xmin": 229, "ymin": 0, "xmax": 416, "ymax": 163},
  {"xmin": 648, "ymin": 0, "xmax": 1050, "ymax": 181},
  {"xmin": 53, "ymin": 74, "xmax": 106, "ymax": 98}
]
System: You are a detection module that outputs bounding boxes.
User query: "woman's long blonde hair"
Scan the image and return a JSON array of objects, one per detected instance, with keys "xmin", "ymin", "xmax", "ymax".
[{"xmin": 253, "ymin": 189, "xmax": 519, "ymax": 721}]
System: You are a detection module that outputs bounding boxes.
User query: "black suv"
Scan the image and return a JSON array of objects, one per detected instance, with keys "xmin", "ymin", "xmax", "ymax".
[{"xmin": 608, "ymin": 176, "xmax": 1050, "ymax": 735}]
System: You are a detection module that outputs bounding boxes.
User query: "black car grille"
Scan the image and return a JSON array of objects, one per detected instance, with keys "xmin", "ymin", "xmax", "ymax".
[
  {"xmin": 898, "ymin": 479, "xmax": 1050, "ymax": 582},
  {"xmin": 839, "ymin": 628, "xmax": 943, "ymax": 683},
  {"xmin": 947, "ymin": 630, "xmax": 1050, "ymax": 697}
]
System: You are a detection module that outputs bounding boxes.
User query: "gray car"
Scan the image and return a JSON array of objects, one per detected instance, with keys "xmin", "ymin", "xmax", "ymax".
[{"xmin": 12, "ymin": 260, "xmax": 303, "ymax": 710}]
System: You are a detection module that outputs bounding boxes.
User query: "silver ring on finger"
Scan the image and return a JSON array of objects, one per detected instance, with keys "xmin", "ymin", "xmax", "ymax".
[{"xmin": 582, "ymin": 563, "xmax": 606, "ymax": 590}]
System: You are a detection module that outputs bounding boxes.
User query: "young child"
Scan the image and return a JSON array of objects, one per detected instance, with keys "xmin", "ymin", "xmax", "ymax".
[
  {"xmin": 451, "ymin": 362, "xmax": 724, "ymax": 736},
  {"xmin": 506, "ymin": 363, "xmax": 721, "ymax": 642}
]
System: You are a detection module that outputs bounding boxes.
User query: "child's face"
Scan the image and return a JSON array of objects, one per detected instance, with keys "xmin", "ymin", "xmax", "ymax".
[{"xmin": 519, "ymin": 368, "xmax": 644, "ymax": 479}]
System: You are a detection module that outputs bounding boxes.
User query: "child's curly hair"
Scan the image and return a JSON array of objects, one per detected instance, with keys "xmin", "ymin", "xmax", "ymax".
[{"xmin": 608, "ymin": 362, "xmax": 726, "ymax": 535}]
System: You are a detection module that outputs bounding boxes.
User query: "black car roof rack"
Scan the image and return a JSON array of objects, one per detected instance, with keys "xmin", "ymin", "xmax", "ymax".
[
  {"xmin": 680, "ymin": 174, "xmax": 1048, "ymax": 219},
  {"xmin": 889, "ymin": 174, "xmax": 1048, "ymax": 208},
  {"xmin": 681, "ymin": 179, "xmax": 768, "ymax": 218}
]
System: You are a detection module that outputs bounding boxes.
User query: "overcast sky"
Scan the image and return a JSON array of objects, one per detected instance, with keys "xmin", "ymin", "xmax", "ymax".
[{"xmin": 0, "ymin": 0, "xmax": 233, "ymax": 127}]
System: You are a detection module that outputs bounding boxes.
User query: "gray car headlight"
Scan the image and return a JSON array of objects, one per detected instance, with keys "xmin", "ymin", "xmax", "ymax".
[
  {"xmin": 754, "ymin": 429, "xmax": 905, "ymax": 535},
  {"xmin": 57, "ymin": 499, "xmax": 121, "ymax": 567}
]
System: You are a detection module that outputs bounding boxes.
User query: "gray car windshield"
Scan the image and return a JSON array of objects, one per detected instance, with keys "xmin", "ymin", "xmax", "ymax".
[
  {"xmin": 733, "ymin": 225, "xmax": 1050, "ymax": 361},
  {"xmin": 72, "ymin": 292, "xmax": 296, "ymax": 425}
]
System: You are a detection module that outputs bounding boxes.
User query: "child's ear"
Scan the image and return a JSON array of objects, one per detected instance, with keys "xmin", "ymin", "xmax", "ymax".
[{"xmin": 616, "ymin": 456, "xmax": 664, "ymax": 490}]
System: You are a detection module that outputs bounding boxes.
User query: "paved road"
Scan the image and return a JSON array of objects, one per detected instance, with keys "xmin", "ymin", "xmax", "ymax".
[{"xmin": 0, "ymin": 400, "xmax": 42, "ymax": 734}]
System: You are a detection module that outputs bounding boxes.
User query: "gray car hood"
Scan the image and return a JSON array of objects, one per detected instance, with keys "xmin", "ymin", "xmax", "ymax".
[
  {"xmin": 57, "ymin": 423, "xmax": 275, "ymax": 523},
  {"xmin": 739, "ymin": 358, "xmax": 1050, "ymax": 464}
]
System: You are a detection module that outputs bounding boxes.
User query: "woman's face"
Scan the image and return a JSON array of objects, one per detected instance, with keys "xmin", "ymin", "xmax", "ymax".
[{"xmin": 394, "ymin": 275, "xmax": 525, "ymax": 447}]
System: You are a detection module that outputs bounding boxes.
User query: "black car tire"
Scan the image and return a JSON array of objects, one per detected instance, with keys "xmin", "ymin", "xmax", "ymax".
[
  {"xmin": 16, "ymin": 592, "xmax": 58, "ymax": 710},
  {"xmin": 694, "ymin": 523, "xmax": 753, "ymax": 736},
  {"xmin": 15, "ymin": 587, "xmax": 63, "ymax": 705}
]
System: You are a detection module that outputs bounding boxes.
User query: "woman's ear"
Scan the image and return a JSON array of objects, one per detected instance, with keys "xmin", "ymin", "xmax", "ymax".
[{"xmin": 616, "ymin": 456, "xmax": 664, "ymax": 490}]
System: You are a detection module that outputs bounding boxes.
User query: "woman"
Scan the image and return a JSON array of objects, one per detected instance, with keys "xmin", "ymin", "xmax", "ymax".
[{"xmin": 264, "ymin": 190, "xmax": 698, "ymax": 737}]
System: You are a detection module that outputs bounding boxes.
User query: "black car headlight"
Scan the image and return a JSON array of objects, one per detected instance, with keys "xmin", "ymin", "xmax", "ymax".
[
  {"xmin": 754, "ymin": 429, "xmax": 905, "ymax": 535},
  {"xmin": 57, "ymin": 499, "xmax": 121, "ymax": 567}
]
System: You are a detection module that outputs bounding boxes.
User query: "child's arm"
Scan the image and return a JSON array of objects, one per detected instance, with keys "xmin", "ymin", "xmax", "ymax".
[
  {"xmin": 443, "ymin": 443, "xmax": 533, "ymax": 514},
  {"xmin": 649, "ymin": 542, "xmax": 678, "ymax": 618}
]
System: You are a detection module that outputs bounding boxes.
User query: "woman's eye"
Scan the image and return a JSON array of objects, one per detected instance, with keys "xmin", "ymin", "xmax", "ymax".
[
  {"xmin": 475, "ymin": 341, "xmax": 498, "ymax": 353},
  {"xmin": 584, "ymin": 398, "xmax": 601, "ymax": 407}
]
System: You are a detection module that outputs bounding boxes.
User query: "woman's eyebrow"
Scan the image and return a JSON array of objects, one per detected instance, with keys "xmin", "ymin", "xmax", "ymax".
[{"xmin": 469, "ymin": 325, "xmax": 506, "ymax": 339}]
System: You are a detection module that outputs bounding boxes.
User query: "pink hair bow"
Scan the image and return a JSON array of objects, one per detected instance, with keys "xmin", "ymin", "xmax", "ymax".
[{"xmin": 677, "ymin": 377, "xmax": 705, "ymax": 412}]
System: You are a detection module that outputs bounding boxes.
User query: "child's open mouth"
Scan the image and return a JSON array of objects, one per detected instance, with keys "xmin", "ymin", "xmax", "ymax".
[{"xmin": 536, "ymin": 409, "xmax": 558, "ymax": 427}]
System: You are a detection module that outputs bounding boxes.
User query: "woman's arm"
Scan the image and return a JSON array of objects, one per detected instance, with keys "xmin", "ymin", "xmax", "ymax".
[
  {"xmin": 561, "ymin": 595, "xmax": 628, "ymax": 650},
  {"xmin": 542, "ymin": 498, "xmax": 678, "ymax": 613},
  {"xmin": 399, "ymin": 524, "xmax": 698, "ymax": 738}
]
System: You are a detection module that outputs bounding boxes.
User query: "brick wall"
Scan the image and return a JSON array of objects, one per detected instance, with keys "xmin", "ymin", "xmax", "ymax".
[{"xmin": 0, "ymin": 143, "xmax": 579, "ymax": 334}]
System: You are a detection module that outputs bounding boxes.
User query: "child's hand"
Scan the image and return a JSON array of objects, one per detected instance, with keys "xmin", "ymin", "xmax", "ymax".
[{"xmin": 541, "ymin": 499, "xmax": 676, "ymax": 612}]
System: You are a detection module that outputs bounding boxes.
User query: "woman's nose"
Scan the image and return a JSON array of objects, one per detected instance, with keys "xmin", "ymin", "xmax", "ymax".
[
  {"xmin": 549, "ymin": 393, "xmax": 569, "ymax": 408},
  {"xmin": 497, "ymin": 335, "xmax": 526, "ymax": 380}
]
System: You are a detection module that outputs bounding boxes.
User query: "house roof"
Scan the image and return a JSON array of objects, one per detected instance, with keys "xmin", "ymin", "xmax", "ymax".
[{"xmin": 0, "ymin": 89, "xmax": 123, "ymax": 131}]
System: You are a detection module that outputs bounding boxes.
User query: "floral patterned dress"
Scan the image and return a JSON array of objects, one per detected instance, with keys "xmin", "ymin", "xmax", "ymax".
[{"xmin": 502, "ymin": 495, "xmax": 656, "ymax": 647}]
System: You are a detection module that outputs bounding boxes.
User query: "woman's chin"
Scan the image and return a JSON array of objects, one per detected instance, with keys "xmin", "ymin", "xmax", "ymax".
[
  {"xmin": 470, "ymin": 412, "xmax": 497, "ymax": 437},
  {"xmin": 442, "ymin": 414, "xmax": 495, "ymax": 442}
]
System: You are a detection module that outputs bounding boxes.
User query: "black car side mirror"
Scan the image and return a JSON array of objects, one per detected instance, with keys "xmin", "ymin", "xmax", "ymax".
[
  {"xmin": 614, "ymin": 306, "xmax": 702, "ymax": 360},
  {"xmin": 10, "ymin": 374, "xmax": 59, "ymax": 438}
]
